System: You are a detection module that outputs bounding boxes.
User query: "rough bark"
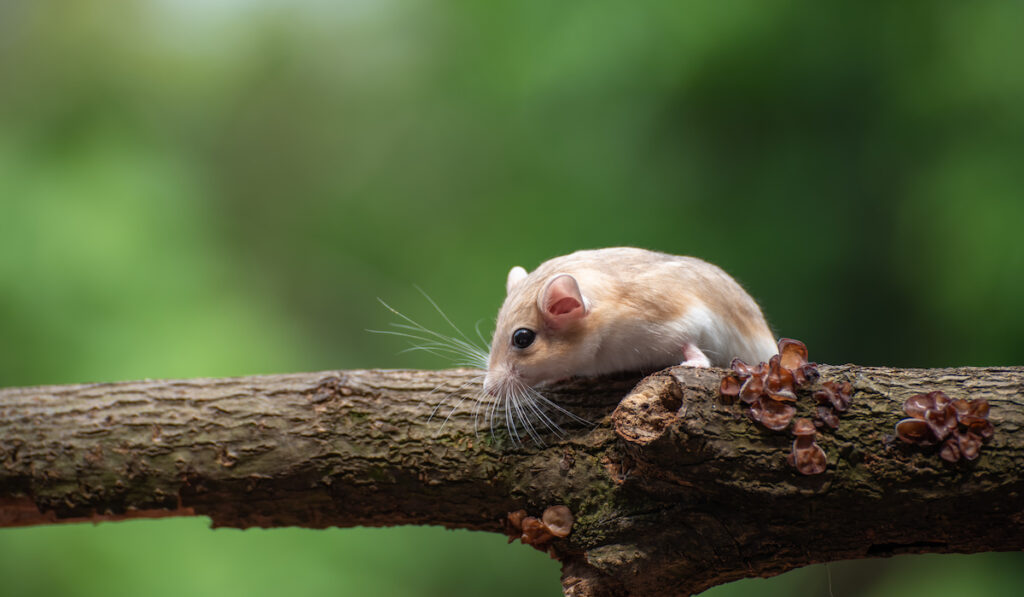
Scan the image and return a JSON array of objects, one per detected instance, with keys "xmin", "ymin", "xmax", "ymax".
[{"xmin": 1, "ymin": 365, "xmax": 1022, "ymax": 596}]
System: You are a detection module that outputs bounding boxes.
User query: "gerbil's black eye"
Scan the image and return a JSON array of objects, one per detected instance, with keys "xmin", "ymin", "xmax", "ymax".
[{"xmin": 512, "ymin": 328, "xmax": 536, "ymax": 349}]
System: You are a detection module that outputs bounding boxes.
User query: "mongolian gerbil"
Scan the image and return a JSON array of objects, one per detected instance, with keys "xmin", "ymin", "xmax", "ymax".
[{"xmin": 483, "ymin": 247, "xmax": 777, "ymax": 400}]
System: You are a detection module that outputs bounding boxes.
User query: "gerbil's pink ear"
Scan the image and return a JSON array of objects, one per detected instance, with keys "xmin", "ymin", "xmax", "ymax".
[
  {"xmin": 506, "ymin": 266, "xmax": 528, "ymax": 295},
  {"xmin": 539, "ymin": 274, "xmax": 586, "ymax": 328}
]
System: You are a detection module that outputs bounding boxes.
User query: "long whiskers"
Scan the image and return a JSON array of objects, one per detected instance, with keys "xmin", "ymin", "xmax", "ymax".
[
  {"xmin": 370, "ymin": 297, "xmax": 489, "ymax": 369},
  {"xmin": 370, "ymin": 292, "xmax": 589, "ymax": 446},
  {"xmin": 484, "ymin": 374, "xmax": 592, "ymax": 445}
]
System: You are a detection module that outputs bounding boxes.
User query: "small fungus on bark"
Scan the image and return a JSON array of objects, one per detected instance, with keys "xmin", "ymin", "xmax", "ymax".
[
  {"xmin": 792, "ymin": 417, "xmax": 816, "ymax": 437},
  {"xmin": 504, "ymin": 506, "xmax": 574, "ymax": 551},
  {"xmin": 814, "ymin": 405, "xmax": 840, "ymax": 430},
  {"xmin": 904, "ymin": 391, "xmax": 947, "ymax": 419},
  {"xmin": 739, "ymin": 374, "xmax": 766, "ymax": 404},
  {"xmin": 813, "ymin": 381, "xmax": 853, "ymax": 412},
  {"xmin": 521, "ymin": 516, "xmax": 555, "ymax": 547},
  {"xmin": 750, "ymin": 396, "xmax": 797, "ymax": 431},
  {"xmin": 778, "ymin": 338, "xmax": 809, "ymax": 370},
  {"xmin": 719, "ymin": 338, "xmax": 820, "ymax": 433},
  {"xmin": 505, "ymin": 509, "xmax": 528, "ymax": 542},
  {"xmin": 788, "ymin": 418, "xmax": 827, "ymax": 475},
  {"xmin": 894, "ymin": 419, "xmax": 934, "ymax": 445},
  {"xmin": 541, "ymin": 505, "xmax": 574, "ymax": 538},
  {"xmin": 895, "ymin": 391, "xmax": 994, "ymax": 463},
  {"xmin": 765, "ymin": 355, "xmax": 797, "ymax": 402},
  {"xmin": 720, "ymin": 375, "xmax": 742, "ymax": 397}
]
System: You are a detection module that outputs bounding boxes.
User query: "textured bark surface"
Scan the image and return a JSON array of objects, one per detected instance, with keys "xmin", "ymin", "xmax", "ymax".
[{"xmin": 1, "ymin": 365, "xmax": 1022, "ymax": 596}]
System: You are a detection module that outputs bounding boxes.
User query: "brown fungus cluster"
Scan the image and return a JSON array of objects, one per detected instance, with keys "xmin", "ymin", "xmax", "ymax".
[
  {"xmin": 505, "ymin": 506, "xmax": 574, "ymax": 552},
  {"xmin": 815, "ymin": 380, "xmax": 852, "ymax": 411},
  {"xmin": 720, "ymin": 338, "xmax": 820, "ymax": 432},
  {"xmin": 720, "ymin": 338, "xmax": 857, "ymax": 476},
  {"xmin": 813, "ymin": 380, "xmax": 853, "ymax": 429},
  {"xmin": 895, "ymin": 391, "xmax": 994, "ymax": 463}
]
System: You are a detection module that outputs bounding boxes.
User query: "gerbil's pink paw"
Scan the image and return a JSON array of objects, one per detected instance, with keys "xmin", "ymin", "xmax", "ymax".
[{"xmin": 680, "ymin": 344, "xmax": 711, "ymax": 368}]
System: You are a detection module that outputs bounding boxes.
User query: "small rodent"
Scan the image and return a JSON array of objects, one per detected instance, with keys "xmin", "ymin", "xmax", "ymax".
[{"xmin": 483, "ymin": 247, "xmax": 777, "ymax": 399}]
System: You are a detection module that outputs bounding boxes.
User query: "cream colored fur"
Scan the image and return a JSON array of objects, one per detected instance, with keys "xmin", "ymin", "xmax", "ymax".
[{"xmin": 485, "ymin": 247, "xmax": 777, "ymax": 394}]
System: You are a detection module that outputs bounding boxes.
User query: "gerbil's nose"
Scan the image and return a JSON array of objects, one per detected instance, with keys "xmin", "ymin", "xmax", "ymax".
[
  {"xmin": 484, "ymin": 363, "xmax": 519, "ymax": 397},
  {"xmin": 483, "ymin": 372, "xmax": 497, "ymax": 397},
  {"xmin": 483, "ymin": 366, "xmax": 511, "ymax": 397}
]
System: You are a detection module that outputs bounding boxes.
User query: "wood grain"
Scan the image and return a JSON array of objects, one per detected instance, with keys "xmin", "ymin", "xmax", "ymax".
[{"xmin": 1, "ymin": 365, "xmax": 1021, "ymax": 596}]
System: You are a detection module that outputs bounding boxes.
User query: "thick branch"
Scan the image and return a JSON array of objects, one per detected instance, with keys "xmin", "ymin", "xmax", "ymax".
[{"xmin": 1, "ymin": 365, "xmax": 1022, "ymax": 596}]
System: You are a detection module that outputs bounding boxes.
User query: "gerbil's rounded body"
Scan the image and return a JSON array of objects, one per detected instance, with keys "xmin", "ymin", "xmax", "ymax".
[{"xmin": 484, "ymin": 247, "xmax": 777, "ymax": 397}]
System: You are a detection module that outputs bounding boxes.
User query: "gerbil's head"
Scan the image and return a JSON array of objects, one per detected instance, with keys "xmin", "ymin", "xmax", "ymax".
[{"xmin": 483, "ymin": 265, "xmax": 598, "ymax": 397}]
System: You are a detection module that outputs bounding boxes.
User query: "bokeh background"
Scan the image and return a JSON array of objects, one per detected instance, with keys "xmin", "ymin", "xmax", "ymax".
[{"xmin": 2, "ymin": 0, "xmax": 1023, "ymax": 595}]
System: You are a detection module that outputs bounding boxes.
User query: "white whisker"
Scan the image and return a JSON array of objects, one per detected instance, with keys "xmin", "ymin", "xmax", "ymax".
[
  {"xmin": 474, "ymin": 319, "xmax": 492, "ymax": 351},
  {"xmin": 427, "ymin": 375, "xmax": 484, "ymax": 423},
  {"xmin": 488, "ymin": 384, "xmax": 500, "ymax": 439},
  {"xmin": 512, "ymin": 388, "xmax": 544, "ymax": 444},
  {"xmin": 373, "ymin": 293, "xmax": 590, "ymax": 447},
  {"xmin": 526, "ymin": 385, "xmax": 592, "ymax": 427},
  {"xmin": 370, "ymin": 297, "xmax": 490, "ymax": 368},
  {"xmin": 474, "ymin": 388, "xmax": 487, "ymax": 438},
  {"xmin": 505, "ymin": 385, "xmax": 521, "ymax": 444},
  {"xmin": 518, "ymin": 385, "xmax": 566, "ymax": 439},
  {"xmin": 415, "ymin": 286, "xmax": 487, "ymax": 357}
]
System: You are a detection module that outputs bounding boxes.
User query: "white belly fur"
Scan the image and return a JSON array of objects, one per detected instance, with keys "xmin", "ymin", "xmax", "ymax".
[{"xmin": 581, "ymin": 304, "xmax": 776, "ymax": 374}]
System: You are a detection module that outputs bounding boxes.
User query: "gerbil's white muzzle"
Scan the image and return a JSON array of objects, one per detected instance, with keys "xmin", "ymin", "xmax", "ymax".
[
  {"xmin": 482, "ymin": 372, "xmax": 499, "ymax": 397},
  {"xmin": 483, "ymin": 365, "xmax": 516, "ymax": 398}
]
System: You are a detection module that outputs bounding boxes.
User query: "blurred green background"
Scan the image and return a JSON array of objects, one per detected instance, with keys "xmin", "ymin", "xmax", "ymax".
[{"xmin": 1, "ymin": 0, "xmax": 1022, "ymax": 595}]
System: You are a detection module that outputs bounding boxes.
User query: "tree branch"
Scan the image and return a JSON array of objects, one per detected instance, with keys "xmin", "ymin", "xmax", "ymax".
[{"xmin": 1, "ymin": 365, "xmax": 1022, "ymax": 596}]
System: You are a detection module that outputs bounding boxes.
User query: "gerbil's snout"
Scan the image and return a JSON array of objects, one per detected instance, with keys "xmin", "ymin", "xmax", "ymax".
[
  {"xmin": 482, "ymin": 373, "xmax": 497, "ymax": 397},
  {"xmin": 483, "ymin": 365, "xmax": 514, "ymax": 398},
  {"xmin": 484, "ymin": 357, "xmax": 537, "ymax": 398}
]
